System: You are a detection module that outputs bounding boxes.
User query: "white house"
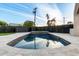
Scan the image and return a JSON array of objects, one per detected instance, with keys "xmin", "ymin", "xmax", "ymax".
[{"xmin": 70, "ymin": 3, "xmax": 79, "ymax": 36}]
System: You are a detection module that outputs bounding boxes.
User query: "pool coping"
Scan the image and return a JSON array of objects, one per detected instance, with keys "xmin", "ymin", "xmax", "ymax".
[{"xmin": 7, "ymin": 32, "xmax": 71, "ymax": 49}]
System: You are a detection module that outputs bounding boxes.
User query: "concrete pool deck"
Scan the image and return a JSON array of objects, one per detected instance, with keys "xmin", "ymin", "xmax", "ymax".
[{"xmin": 0, "ymin": 32, "xmax": 79, "ymax": 56}]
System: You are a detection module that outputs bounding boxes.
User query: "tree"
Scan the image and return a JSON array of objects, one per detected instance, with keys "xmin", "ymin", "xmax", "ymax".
[
  {"xmin": 23, "ymin": 21, "xmax": 34, "ymax": 27},
  {"xmin": 47, "ymin": 18, "xmax": 56, "ymax": 26},
  {"xmin": 46, "ymin": 14, "xmax": 50, "ymax": 26},
  {"xmin": 51, "ymin": 18, "xmax": 56, "ymax": 26},
  {"xmin": 0, "ymin": 20, "xmax": 7, "ymax": 26},
  {"xmin": 47, "ymin": 20, "xmax": 51, "ymax": 26},
  {"xmin": 46, "ymin": 14, "xmax": 49, "ymax": 20}
]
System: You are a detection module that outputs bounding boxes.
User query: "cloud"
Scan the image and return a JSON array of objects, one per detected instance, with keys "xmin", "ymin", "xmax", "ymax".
[
  {"xmin": 15, "ymin": 3, "xmax": 30, "ymax": 9},
  {"xmin": 0, "ymin": 3, "xmax": 74, "ymax": 26},
  {"xmin": 32, "ymin": 3, "xmax": 64, "ymax": 26}
]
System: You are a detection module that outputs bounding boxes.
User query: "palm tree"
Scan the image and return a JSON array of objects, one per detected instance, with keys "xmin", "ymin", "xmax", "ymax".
[
  {"xmin": 46, "ymin": 14, "xmax": 49, "ymax": 20},
  {"xmin": 46, "ymin": 14, "xmax": 50, "ymax": 26},
  {"xmin": 33, "ymin": 7, "xmax": 37, "ymax": 27},
  {"xmin": 51, "ymin": 18, "xmax": 56, "ymax": 26},
  {"xmin": 47, "ymin": 20, "xmax": 51, "ymax": 26}
]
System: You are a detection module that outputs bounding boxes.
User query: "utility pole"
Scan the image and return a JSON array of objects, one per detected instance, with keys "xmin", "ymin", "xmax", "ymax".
[
  {"xmin": 62, "ymin": 17, "xmax": 66, "ymax": 33},
  {"xmin": 63, "ymin": 17, "xmax": 65, "ymax": 25}
]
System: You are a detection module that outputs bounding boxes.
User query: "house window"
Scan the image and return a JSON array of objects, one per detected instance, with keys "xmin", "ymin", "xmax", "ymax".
[{"xmin": 77, "ymin": 8, "xmax": 79, "ymax": 14}]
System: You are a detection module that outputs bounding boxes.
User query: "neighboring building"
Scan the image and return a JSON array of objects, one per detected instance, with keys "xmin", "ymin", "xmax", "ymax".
[
  {"xmin": 70, "ymin": 3, "xmax": 79, "ymax": 36},
  {"xmin": 67, "ymin": 21, "xmax": 73, "ymax": 25}
]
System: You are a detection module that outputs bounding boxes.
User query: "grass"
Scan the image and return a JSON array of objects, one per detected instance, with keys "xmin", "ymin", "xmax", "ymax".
[{"xmin": 0, "ymin": 33, "xmax": 14, "ymax": 36}]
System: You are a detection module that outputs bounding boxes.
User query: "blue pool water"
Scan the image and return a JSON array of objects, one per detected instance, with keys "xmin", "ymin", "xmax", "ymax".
[{"xmin": 13, "ymin": 33, "xmax": 71, "ymax": 49}]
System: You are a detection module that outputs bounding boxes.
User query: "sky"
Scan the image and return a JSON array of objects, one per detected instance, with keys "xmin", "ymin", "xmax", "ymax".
[{"xmin": 0, "ymin": 3, "xmax": 75, "ymax": 26}]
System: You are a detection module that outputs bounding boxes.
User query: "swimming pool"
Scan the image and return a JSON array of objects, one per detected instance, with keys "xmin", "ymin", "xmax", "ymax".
[{"xmin": 7, "ymin": 32, "xmax": 71, "ymax": 49}]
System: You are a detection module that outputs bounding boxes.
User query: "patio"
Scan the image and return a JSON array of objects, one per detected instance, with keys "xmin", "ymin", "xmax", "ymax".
[{"xmin": 0, "ymin": 32, "xmax": 79, "ymax": 56}]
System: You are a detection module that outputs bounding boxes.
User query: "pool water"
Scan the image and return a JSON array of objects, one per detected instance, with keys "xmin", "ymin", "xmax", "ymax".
[{"xmin": 14, "ymin": 33, "xmax": 71, "ymax": 49}]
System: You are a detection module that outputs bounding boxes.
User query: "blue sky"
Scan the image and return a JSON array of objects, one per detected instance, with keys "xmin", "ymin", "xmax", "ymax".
[{"xmin": 0, "ymin": 3, "xmax": 75, "ymax": 26}]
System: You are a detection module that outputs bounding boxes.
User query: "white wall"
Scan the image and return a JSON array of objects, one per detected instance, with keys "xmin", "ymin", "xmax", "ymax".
[{"xmin": 70, "ymin": 3, "xmax": 79, "ymax": 36}]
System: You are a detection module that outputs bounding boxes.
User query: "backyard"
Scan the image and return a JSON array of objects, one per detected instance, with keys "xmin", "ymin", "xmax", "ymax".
[{"xmin": 0, "ymin": 3, "xmax": 79, "ymax": 56}]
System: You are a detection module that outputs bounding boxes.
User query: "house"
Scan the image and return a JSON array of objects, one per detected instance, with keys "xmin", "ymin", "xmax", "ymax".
[{"xmin": 70, "ymin": 3, "xmax": 79, "ymax": 36}]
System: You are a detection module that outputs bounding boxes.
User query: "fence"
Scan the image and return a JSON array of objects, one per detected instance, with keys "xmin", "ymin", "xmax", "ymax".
[
  {"xmin": 0, "ymin": 24, "xmax": 73, "ymax": 33},
  {"xmin": 0, "ymin": 26, "xmax": 16, "ymax": 33},
  {"xmin": 33, "ymin": 24, "xmax": 73, "ymax": 33}
]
